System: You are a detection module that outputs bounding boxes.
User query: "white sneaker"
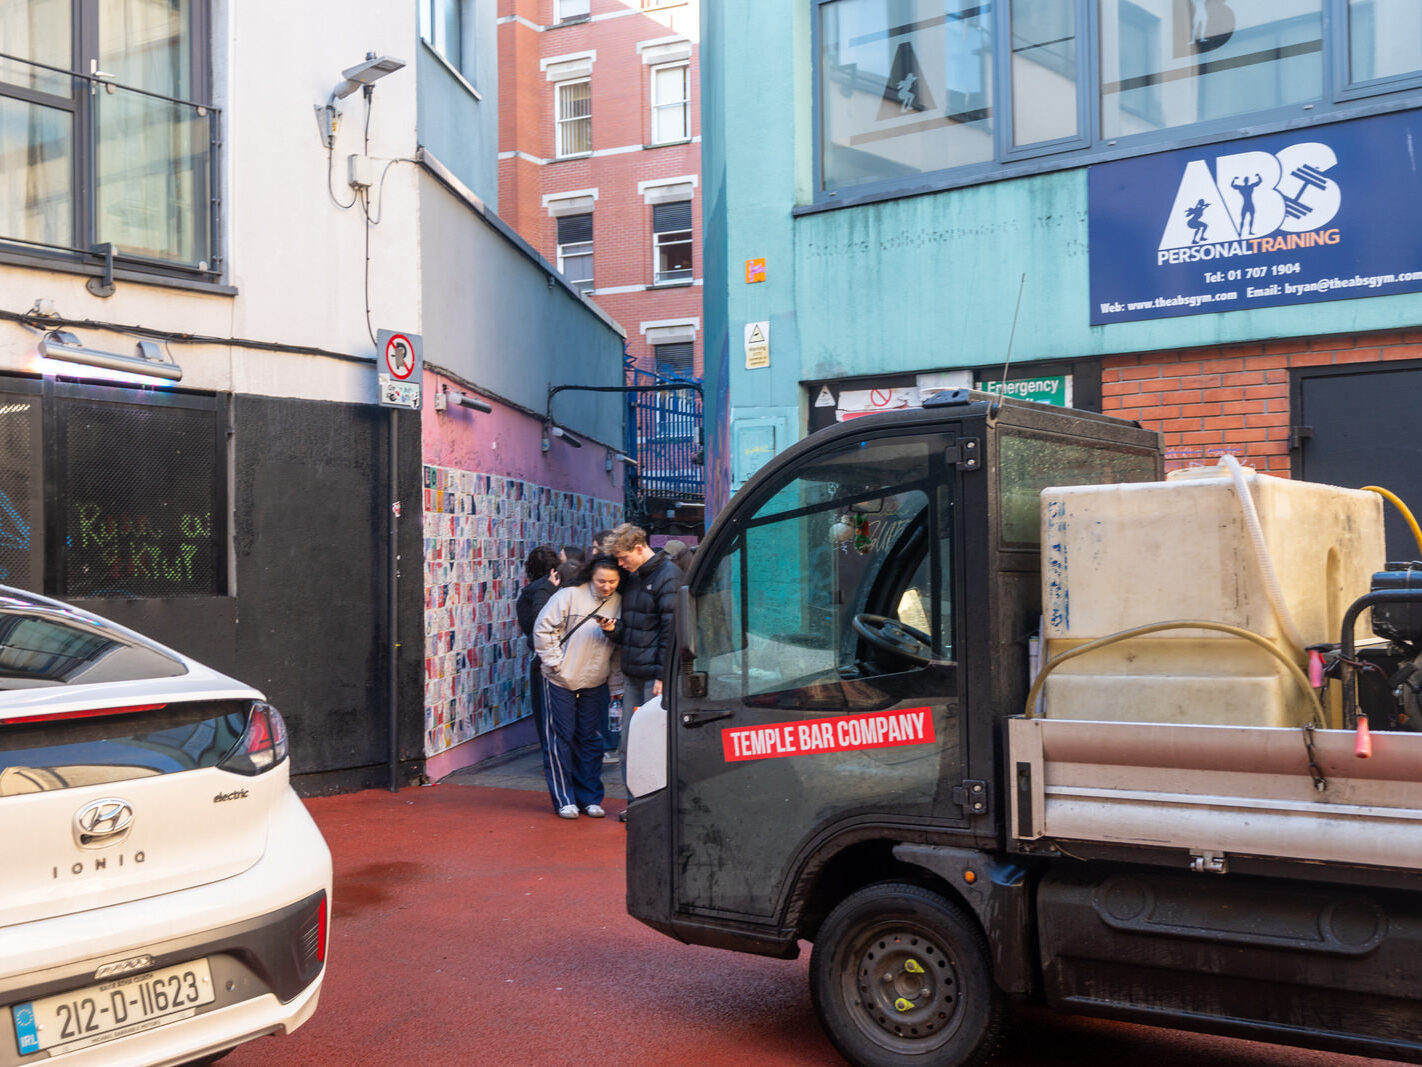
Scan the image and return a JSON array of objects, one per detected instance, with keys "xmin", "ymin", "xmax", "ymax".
[
  {"xmin": 583, "ymin": 804, "xmax": 606, "ymax": 818},
  {"xmin": 557, "ymin": 804, "xmax": 579, "ymax": 819},
  {"xmin": 602, "ymin": 752, "xmax": 620, "ymax": 764}
]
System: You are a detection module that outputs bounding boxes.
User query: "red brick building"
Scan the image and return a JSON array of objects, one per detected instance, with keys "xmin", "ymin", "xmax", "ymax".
[
  {"xmin": 1104, "ymin": 331, "xmax": 1422, "ymax": 477},
  {"xmin": 498, "ymin": 0, "xmax": 702, "ymax": 380}
]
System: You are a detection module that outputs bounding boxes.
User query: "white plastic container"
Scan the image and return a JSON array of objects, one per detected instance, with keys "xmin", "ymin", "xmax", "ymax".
[{"xmin": 1039, "ymin": 464, "xmax": 1384, "ymax": 726}]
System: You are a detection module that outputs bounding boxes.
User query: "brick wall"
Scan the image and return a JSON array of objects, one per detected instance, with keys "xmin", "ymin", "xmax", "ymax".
[
  {"xmin": 1103, "ymin": 329, "xmax": 1422, "ymax": 476},
  {"xmin": 498, "ymin": 0, "xmax": 704, "ymax": 377}
]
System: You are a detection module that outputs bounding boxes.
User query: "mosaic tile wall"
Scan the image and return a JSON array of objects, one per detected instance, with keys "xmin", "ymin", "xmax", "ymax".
[{"xmin": 421, "ymin": 465, "xmax": 621, "ymax": 757}]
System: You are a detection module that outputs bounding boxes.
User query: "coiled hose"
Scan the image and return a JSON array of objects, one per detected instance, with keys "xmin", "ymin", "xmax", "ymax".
[
  {"xmin": 1361, "ymin": 485, "xmax": 1422, "ymax": 558},
  {"xmin": 1024, "ymin": 620, "xmax": 1326, "ymax": 728}
]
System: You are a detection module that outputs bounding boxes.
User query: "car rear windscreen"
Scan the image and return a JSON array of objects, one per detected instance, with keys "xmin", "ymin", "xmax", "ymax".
[
  {"xmin": 0, "ymin": 606, "xmax": 187, "ymax": 688},
  {"xmin": 0, "ymin": 702, "xmax": 249, "ymax": 795}
]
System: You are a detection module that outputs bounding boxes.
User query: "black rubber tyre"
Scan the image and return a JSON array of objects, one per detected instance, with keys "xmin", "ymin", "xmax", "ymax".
[{"xmin": 810, "ymin": 882, "xmax": 1007, "ymax": 1067}]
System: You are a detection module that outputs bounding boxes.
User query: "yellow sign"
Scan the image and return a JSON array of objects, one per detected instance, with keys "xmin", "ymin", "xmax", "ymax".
[{"xmin": 744, "ymin": 322, "xmax": 770, "ymax": 369}]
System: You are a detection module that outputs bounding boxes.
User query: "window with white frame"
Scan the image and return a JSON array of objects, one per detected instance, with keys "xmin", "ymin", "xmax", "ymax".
[
  {"xmin": 555, "ymin": 0, "xmax": 590, "ymax": 22},
  {"xmin": 0, "ymin": 0, "xmax": 218, "ymax": 276},
  {"xmin": 420, "ymin": 0, "xmax": 475, "ymax": 83},
  {"xmin": 650, "ymin": 62, "xmax": 690, "ymax": 143},
  {"xmin": 652, "ymin": 201, "xmax": 693, "ymax": 284},
  {"xmin": 557, "ymin": 213, "xmax": 594, "ymax": 292},
  {"xmin": 556, "ymin": 80, "xmax": 592, "ymax": 157},
  {"xmin": 814, "ymin": 0, "xmax": 1422, "ymax": 203}
]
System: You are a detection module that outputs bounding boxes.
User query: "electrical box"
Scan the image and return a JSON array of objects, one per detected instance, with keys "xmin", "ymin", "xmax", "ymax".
[{"xmin": 347, "ymin": 154, "xmax": 376, "ymax": 190}]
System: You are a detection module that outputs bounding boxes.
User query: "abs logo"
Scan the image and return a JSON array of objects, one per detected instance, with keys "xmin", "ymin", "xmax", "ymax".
[{"xmin": 1157, "ymin": 142, "xmax": 1341, "ymax": 264}]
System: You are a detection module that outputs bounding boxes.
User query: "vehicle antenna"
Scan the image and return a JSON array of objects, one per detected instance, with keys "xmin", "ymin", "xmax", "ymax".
[{"xmin": 989, "ymin": 272, "xmax": 1027, "ymax": 421}]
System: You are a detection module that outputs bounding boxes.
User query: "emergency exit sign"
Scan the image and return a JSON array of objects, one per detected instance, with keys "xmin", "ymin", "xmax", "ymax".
[{"xmin": 975, "ymin": 375, "xmax": 1071, "ymax": 407}]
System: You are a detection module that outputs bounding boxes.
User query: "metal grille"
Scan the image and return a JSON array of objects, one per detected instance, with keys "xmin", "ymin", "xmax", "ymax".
[
  {"xmin": 60, "ymin": 398, "xmax": 222, "ymax": 599},
  {"xmin": 626, "ymin": 365, "xmax": 703, "ymax": 519},
  {"xmin": 0, "ymin": 391, "xmax": 41, "ymax": 591}
]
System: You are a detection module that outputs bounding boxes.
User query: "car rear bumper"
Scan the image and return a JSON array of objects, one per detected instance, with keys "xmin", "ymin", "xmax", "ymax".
[{"xmin": 0, "ymin": 787, "xmax": 331, "ymax": 1066}]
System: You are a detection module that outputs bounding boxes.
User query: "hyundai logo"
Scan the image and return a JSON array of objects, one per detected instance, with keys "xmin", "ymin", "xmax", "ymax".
[{"xmin": 74, "ymin": 797, "xmax": 134, "ymax": 848}]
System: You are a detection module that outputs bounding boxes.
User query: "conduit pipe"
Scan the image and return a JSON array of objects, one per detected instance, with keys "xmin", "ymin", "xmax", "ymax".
[{"xmin": 1219, "ymin": 454, "xmax": 1307, "ymax": 663}]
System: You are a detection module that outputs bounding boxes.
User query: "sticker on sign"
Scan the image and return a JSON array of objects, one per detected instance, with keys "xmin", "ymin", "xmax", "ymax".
[{"xmin": 379, "ymin": 378, "xmax": 422, "ymax": 409}]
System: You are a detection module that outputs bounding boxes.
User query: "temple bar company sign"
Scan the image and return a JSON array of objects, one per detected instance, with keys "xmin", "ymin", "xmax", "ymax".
[{"xmin": 1088, "ymin": 111, "xmax": 1422, "ymax": 325}]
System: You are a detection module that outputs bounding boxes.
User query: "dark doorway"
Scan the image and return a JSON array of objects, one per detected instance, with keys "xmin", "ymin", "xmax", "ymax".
[{"xmin": 1294, "ymin": 360, "xmax": 1422, "ymax": 562}]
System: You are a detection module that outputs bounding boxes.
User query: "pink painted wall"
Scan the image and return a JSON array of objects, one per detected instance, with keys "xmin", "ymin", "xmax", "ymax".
[{"xmin": 421, "ymin": 371, "xmax": 625, "ymax": 499}]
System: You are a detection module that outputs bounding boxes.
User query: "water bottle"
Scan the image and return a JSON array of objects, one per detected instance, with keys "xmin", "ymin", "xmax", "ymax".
[{"xmin": 609, "ymin": 695, "xmax": 623, "ymax": 734}]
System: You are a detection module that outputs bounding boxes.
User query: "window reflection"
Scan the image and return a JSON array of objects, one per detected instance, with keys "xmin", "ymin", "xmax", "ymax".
[
  {"xmin": 820, "ymin": 0, "xmax": 995, "ymax": 193},
  {"xmin": 1100, "ymin": 0, "xmax": 1323, "ymax": 139},
  {"xmin": 1349, "ymin": 0, "xmax": 1422, "ymax": 84},
  {"xmin": 1010, "ymin": 0, "xmax": 1079, "ymax": 146}
]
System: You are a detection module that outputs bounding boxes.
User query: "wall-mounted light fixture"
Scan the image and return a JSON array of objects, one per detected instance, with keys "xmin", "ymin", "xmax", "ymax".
[
  {"xmin": 605, "ymin": 450, "xmax": 638, "ymax": 472},
  {"xmin": 315, "ymin": 53, "xmax": 406, "ymax": 149},
  {"xmin": 38, "ymin": 330, "xmax": 183, "ymax": 382},
  {"xmin": 434, "ymin": 387, "xmax": 492, "ymax": 414},
  {"xmin": 542, "ymin": 424, "xmax": 582, "ymax": 453}
]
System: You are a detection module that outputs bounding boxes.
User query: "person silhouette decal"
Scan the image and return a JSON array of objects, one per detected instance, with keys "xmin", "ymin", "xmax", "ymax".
[
  {"xmin": 1185, "ymin": 199, "xmax": 1210, "ymax": 245},
  {"xmin": 1231, "ymin": 174, "xmax": 1263, "ymax": 235}
]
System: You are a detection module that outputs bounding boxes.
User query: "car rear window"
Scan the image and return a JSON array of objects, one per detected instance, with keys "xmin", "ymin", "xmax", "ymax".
[
  {"xmin": 0, "ymin": 702, "xmax": 249, "ymax": 795},
  {"xmin": 0, "ymin": 605, "xmax": 187, "ymax": 688}
]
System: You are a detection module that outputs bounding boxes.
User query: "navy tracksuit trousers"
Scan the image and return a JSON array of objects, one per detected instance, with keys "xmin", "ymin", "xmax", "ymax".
[{"xmin": 540, "ymin": 678, "xmax": 608, "ymax": 811}]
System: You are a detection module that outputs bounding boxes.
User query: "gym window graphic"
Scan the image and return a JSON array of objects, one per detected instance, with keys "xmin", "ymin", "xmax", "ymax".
[{"xmin": 1088, "ymin": 110, "xmax": 1422, "ymax": 324}]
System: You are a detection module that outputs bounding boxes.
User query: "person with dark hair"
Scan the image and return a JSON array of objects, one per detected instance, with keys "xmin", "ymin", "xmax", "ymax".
[
  {"xmin": 532, "ymin": 556, "xmax": 623, "ymax": 819},
  {"xmin": 554, "ymin": 559, "xmax": 582, "ymax": 588},
  {"xmin": 561, "ymin": 545, "xmax": 586, "ymax": 566},
  {"xmin": 662, "ymin": 539, "xmax": 694, "ymax": 574},
  {"xmin": 516, "ymin": 546, "xmax": 562, "ymax": 751},
  {"xmin": 592, "ymin": 529, "xmax": 615, "ymax": 557},
  {"xmin": 608, "ymin": 523, "xmax": 684, "ymax": 818}
]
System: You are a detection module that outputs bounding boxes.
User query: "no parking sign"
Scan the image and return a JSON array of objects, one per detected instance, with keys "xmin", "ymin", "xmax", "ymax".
[{"xmin": 377, "ymin": 329, "xmax": 422, "ymax": 409}]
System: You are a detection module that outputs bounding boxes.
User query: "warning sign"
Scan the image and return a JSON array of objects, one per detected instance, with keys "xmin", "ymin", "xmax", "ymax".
[
  {"xmin": 744, "ymin": 321, "xmax": 770, "ymax": 369},
  {"xmin": 722, "ymin": 707, "xmax": 935, "ymax": 762},
  {"xmin": 376, "ymin": 329, "xmax": 422, "ymax": 410}
]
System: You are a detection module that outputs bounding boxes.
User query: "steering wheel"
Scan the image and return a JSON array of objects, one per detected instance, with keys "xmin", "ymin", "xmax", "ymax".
[{"xmin": 851, "ymin": 614, "xmax": 935, "ymax": 667}]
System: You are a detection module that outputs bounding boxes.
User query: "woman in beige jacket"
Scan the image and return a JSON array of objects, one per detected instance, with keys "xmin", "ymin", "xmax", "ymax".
[{"xmin": 532, "ymin": 557, "xmax": 623, "ymax": 819}]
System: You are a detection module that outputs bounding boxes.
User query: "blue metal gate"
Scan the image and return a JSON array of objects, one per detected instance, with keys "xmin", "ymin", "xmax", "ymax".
[{"xmin": 625, "ymin": 364, "xmax": 703, "ymax": 533}]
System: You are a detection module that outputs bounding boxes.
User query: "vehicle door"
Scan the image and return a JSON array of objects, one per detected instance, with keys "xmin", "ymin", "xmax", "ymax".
[{"xmin": 671, "ymin": 431, "xmax": 968, "ymax": 921}]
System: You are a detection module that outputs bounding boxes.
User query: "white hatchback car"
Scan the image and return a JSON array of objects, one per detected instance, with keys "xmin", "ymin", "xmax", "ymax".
[{"xmin": 0, "ymin": 587, "xmax": 331, "ymax": 1066}]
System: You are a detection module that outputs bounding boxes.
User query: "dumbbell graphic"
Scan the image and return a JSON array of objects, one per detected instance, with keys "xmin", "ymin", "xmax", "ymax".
[{"xmin": 1282, "ymin": 163, "xmax": 1330, "ymax": 222}]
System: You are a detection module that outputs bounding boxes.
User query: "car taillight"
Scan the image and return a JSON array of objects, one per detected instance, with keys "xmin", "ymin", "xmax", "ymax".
[{"xmin": 218, "ymin": 700, "xmax": 289, "ymax": 775}]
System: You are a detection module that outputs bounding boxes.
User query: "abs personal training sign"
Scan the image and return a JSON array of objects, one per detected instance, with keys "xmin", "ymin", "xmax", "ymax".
[
  {"xmin": 1088, "ymin": 110, "xmax": 1422, "ymax": 324},
  {"xmin": 722, "ymin": 707, "xmax": 935, "ymax": 763}
]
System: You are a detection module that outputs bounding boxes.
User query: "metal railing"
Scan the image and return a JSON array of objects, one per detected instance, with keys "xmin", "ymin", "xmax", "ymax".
[{"xmin": 625, "ymin": 364, "xmax": 703, "ymax": 523}]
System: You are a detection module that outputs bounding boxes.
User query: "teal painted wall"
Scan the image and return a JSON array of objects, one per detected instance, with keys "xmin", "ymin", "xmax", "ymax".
[
  {"xmin": 415, "ymin": 0, "xmax": 498, "ymax": 208},
  {"xmin": 701, "ymin": 1, "xmax": 1422, "ymax": 510}
]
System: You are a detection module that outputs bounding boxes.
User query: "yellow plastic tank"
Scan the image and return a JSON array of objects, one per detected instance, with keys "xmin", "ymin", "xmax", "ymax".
[{"xmin": 1040, "ymin": 463, "xmax": 1385, "ymax": 726}]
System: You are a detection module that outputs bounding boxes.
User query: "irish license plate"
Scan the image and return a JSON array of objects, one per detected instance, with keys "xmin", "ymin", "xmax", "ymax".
[{"xmin": 12, "ymin": 958, "xmax": 215, "ymax": 1056}]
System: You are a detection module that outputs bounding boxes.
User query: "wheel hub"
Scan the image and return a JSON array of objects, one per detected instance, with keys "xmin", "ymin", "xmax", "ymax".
[{"xmin": 854, "ymin": 930, "xmax": 960, "ymax": 1042}]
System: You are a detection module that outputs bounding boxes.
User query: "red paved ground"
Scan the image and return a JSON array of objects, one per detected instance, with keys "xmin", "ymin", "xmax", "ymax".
[
  {"xmin": 227, "ymin": 784, "xmax": 837, "ymax": 1066},
  {"xmin": 228, "ymin": 784, "xmax": 1407, "ymax": 1067}
]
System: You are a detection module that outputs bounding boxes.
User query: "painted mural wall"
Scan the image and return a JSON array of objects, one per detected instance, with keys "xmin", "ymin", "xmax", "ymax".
[{"xmin": 419, "ymin": 369, "xmax": 625, "ymax": 772}]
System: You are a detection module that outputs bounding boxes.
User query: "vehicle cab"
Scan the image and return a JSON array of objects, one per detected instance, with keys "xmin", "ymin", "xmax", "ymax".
[{"xmin": 626, "ymin": 391, "xmax": 1160, "ymax": 954}]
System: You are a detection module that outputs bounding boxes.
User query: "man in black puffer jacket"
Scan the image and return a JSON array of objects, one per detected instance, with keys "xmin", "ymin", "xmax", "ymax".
[{"xmin": 609, "ymin": 523, "xmax": 683, "ymax": 813}]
